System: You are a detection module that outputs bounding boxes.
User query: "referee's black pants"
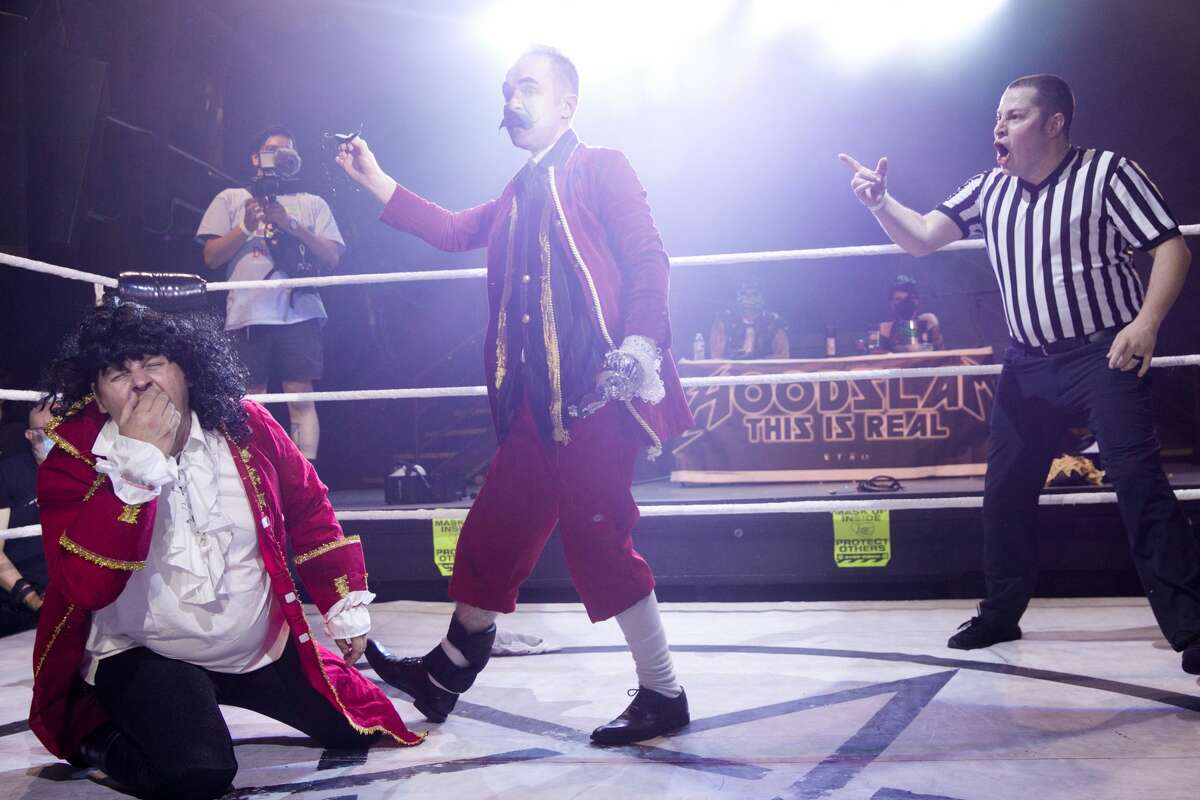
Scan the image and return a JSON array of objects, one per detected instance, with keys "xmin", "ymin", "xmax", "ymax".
[
  {"xmin": 90, "ymin": 641, "xmax": 376, "ymax": 800},
  {"xmin": 979, "ymin": 337, "xmax": 1200, "ymax": 650}
]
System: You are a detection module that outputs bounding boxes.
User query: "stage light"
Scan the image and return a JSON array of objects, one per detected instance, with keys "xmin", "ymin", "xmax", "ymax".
[
  {"xmin": 473, "ymin": 0, "xmax": 735, "ymax": 98},
  {"xmin": 744, "ymin": 0, "xmax": 1007, "ymax": 69}
]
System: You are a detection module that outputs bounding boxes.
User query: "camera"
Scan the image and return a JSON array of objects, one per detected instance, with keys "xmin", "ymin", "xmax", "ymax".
[
  {"xmin": 249, "ymin": 146, "xmax": 300, "ymax": 203},
  {"xmin": 248, "ymin": 146, "xmax": 323, "ymax": 284}
]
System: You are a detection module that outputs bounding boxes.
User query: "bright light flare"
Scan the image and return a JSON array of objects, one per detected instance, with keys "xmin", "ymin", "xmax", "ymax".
[
  {"xmin": 746, "ymin": 0, "xmax": 1007, "ymax": 69},
  {"xmin": 474, "ymin": 0, "xmax": 735, "ymax": 99}
]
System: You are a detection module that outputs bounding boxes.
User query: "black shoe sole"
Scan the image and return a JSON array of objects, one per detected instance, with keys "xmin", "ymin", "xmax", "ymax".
[
  {"xmin": 364, "ymin": 645, "xmax": 456, "ymax": 723},
  {"xmin": 947, "ymin": 629, "xmax": 1021, "ymax": 650},
  {"xmin": 590, "ymin": 717, "xmax": 691, "ymax": 746}
]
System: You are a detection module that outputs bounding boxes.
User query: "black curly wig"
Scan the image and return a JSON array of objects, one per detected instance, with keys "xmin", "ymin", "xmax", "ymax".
[{"xmin": 42, "ymin": 299, "xmax": 251, "ymax": 443}]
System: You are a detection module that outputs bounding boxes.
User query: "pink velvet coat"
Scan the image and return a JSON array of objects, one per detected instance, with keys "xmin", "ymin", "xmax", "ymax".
[
  {"xmin": 379, "ymin": 139, "xmax": 694, "ymax": 453},
  {"xmin": 30, "ymin": 399, "xmax": 423, "ymax": 759}
]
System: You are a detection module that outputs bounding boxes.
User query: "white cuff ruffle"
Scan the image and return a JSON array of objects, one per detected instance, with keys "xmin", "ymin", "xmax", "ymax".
[
  {"xmin": 323, "ymin": 590, "xmax": 375, "ymax": 640},
  {"xmin": 619, "ymin": 334, "xmax": 665, "ymax": 405},
  {"xmin": 92, "ymin": 430, "xmax": 173, "ymax": 505}
]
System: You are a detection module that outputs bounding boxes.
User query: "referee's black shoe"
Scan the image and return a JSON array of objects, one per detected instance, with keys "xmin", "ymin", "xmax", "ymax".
[
  {"xmin": 947, "ymin": 613, "xmax": 1022, "ymax": 650},
  {"xmin": 364, "ymin": 639, "xmax": 458, "ymax": 722},
  {"xmin": 591, "ymin": 687, "xmax": 690, "ymax": 746},
  {"xmin": 1183, "ymin": 641, "xmax": 1200, "ymax": 675}
]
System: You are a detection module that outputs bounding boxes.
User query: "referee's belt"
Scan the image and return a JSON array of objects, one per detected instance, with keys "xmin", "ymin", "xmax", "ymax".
[{"xmin": 1014, "ymin": 325, "xmax": 1123, "ymax": 357}]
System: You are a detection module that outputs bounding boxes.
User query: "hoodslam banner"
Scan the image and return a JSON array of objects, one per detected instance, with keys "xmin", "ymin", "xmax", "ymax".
[{"xmin": 672, "ymin": 348, "xmax": 995, "ymax": 483}]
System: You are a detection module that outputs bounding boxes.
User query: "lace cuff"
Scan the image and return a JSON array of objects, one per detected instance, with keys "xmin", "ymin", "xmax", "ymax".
[
  {"xmin": 93, "ymin": 435, "xmax": 174, "ymax": 505},
  {"xmin": 323, "ymin": 590, "xmax": 375, "ymax": 639},
  {"xmin": 618, "ymin": 335, "xmax": 665, "ymax": 404}
]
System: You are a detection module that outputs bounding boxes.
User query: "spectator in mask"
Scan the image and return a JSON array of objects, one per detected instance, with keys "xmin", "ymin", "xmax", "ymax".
[
  {"xmin": 877, "ymin": 275, "xmax": 944, "ymax": 352},
  {"xmin": 709, "ymin": 281, "xmax": 790, "ymax": 359}
]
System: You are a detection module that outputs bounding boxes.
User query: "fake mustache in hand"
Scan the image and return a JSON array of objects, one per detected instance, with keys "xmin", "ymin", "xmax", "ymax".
[{"xmin": 499, "ymin": 110, "xmax": 532, "ymax": 130}]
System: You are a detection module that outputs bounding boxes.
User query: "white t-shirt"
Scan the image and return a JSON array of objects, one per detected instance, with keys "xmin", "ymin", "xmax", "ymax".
[{"xmin": 196, "ymin": 188, "xmax": 346, "ymax": 331}]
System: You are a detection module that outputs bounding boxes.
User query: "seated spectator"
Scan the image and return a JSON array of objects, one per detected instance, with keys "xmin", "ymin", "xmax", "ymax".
[
  {"xmin": 710, "ymin": 282, "xmax": 790, "ymax": 359},
  {"xmin": 0, "ymin": 400, "xmax": 52, "ymax": 635},
  {"xmin": 878, "ymin": 275, "xmax": 944, "ymax": 352}
]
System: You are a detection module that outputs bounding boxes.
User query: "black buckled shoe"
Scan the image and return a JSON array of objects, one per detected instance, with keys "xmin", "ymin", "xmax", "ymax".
[
  {"xmin": 71, "ymin": 722, "xmax": 159, "ymax": 795},
  {"xmin": 73, "ymin": 722, "xmax": 122, "ymax": 771},
  {"xmin": 947, "ymin": 614, "xmax": 1022, "ymax": 650},
  {"xmin": 1182, "ymin": 641, "xmax": 1200, "ymax": 675},
  {"xmin": 364, "ymin": 640, "xmax": 458, "ymax": 723},
  {"xmin": 590, "ymin": 687, "xmax": 690, "ymax": 746}
]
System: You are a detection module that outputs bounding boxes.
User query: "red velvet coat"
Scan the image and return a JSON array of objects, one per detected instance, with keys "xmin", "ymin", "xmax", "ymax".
[
  {"xmin": 30, "ymin": 399, "xmax": 423, "ymax": 759},
  {"xmin": 379, "ymin": 139, "xmax": 694, "ymax": 453}
]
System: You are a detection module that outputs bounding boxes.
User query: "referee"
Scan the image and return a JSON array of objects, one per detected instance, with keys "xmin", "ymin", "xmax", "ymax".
[{"xmin": 839, "ymin": 73, "xmax": 1200, "ymax": 674}]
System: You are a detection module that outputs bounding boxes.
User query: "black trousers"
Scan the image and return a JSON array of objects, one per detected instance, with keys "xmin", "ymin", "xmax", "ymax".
[
  {"xmin": 979, "ymin": 338, "xmax": 1200, "ymax": 649},
  {"xmin": 92, "ymin": 640, "xmax": 376, "ymax": 799}
]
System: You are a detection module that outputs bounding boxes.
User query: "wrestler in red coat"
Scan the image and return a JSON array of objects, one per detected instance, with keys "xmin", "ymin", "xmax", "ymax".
[
  {"xmin": 30, "ymin": 301, "xmax": 420, "ymax": 800},
  {"xmin": 338, "ymin": 45, "xmax": 696, "ymax": 746}
]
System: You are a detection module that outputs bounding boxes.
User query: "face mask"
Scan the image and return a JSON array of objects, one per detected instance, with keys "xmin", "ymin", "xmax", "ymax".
[
  {"xmin": 30, "ymin": 431, "xmax": 54, "ymax": 463},
  {"xmin": 892, "ymin": 298, "xmax": 918, "ymax": 319},
  {"xmin": 737, "ymin": 289, "xmax": 764, "ymax": 318}
]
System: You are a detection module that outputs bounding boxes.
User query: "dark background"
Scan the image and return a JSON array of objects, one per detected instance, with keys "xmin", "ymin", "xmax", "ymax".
[{"xmin": 2, "ymin": 0, "xmax": 1198, "ymax": 486}]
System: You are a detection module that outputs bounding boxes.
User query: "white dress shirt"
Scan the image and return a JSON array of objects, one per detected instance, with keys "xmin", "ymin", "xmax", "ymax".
[{"xmin": 81, "ymin": 412, "xmax": 371, "ymax": 683}]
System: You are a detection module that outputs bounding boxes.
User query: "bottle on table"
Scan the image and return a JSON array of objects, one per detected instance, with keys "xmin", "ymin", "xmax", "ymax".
[
  {"xmin": 693, "ymin": 332, "xmax": 706, "ymax": 360},
  {"xmin": 867, "ymin": 326, "xmax": 881, "ymax": 352},
  {"xmin": 824, "ymin": 325, "xmax": 837, "ymax": 357},
  {"xmin": 894, "ymin": 319, "xmax": 920, "ymax": 351}
]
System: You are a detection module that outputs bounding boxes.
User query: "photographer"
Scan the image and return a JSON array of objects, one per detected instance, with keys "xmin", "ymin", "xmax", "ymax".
[{"xmin": 196, "ymin": 125, "xmax": 344, "ymax": 465}]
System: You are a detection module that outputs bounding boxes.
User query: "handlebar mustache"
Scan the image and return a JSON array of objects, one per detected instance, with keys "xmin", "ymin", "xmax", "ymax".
[{"xmin": 499, "ymin": 111, "xmax": 532, "ymax": 130}]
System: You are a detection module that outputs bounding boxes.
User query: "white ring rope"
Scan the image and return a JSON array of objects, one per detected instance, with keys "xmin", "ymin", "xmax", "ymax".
[
  {"xmin": 208, "ymin": 266, "xmax": 487, "ymax": 290},
  {"xmin": 4, "ymin": 230, "xmax": 1199, "ymax": 541},
  {"xmin": 4, "ymin": 224, "xmax": 1199, "ymax": 291},
  {"xmin": 4, "ymin": 355, "xmax": 1198, "ymax": 406},
  {"xmin": 6, "ymin": 487, "xmax": 1200, "ymax": 541},
  {"xmin": 0, "ymin": 251, "xmax": 120, "ymax": 288}
]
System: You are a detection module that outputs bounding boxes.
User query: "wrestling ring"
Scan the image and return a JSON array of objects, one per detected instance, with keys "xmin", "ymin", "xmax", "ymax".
[{"xmin": 3, "ymin": 234, "xmax": 1200, "ymax": 800}]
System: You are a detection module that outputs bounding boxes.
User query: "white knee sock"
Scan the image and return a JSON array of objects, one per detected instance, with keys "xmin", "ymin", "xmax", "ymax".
[{"xmin": 615, "ymin": 592, "xmax": 681, "ymax": 698}]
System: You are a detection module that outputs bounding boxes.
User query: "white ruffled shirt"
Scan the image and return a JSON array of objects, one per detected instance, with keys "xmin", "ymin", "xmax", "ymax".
[{"xmin": 81, "ymin": 412, "xmax": 371, "ymax": 683}]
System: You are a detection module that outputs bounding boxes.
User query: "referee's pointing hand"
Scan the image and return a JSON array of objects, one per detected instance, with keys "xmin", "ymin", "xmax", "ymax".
[{"xmin": 839, "ymin": 153, "xmax": 889, "ymax": 208}]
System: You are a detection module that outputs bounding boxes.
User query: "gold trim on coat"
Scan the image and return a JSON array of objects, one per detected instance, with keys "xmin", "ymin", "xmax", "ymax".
[
  {"xmin": 546, "ymin": 165, "xmax": 664, "ymax": 456},
  {"xmin": 34, "ymin": 604, "xmax": 76, "ymax": 679},
  {"xmin": 82, "ymin": 474, "xmax": 106, "ymax": 502},
  {"xmin": 294, "ymin": 535, "xmax": 362, "ymax": 566},
  {"xmin": 537, "ymin": 205, "xmax": 569, "ymax": 444},
  {"xmin": 493, "ymin": 198, "xmax": 520, "ymax": 391},
  {"xmin": 59, "ymin": 534, "xmax": 145, "ymax": 571},
  {"xmin": 43, "ymin": 395, "xmax": 96, "ymax": 466}
]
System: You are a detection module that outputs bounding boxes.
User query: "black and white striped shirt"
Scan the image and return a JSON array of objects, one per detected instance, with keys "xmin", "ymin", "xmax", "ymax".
[{"xmin": 937, "ymin": 147, "xmax": 1179, "ymax": 347}]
